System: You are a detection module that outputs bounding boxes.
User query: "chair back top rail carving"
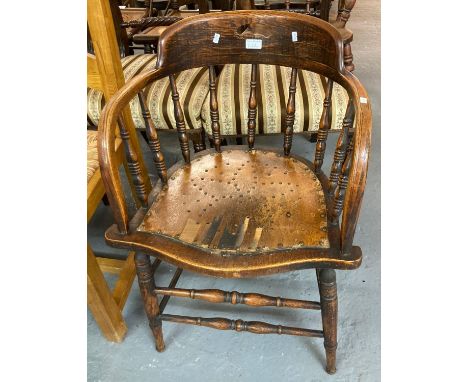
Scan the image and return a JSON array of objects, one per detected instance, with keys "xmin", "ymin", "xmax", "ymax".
[{"xmin": 98, "ymin": 11, "xmax": 371, "ymax": 254}]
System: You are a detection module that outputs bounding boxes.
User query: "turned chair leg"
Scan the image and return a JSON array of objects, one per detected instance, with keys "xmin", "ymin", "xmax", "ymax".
[
  {"xmin": 135, "ymin": 253, "xmax": 165, "ymax": 352},
  {"xmin": 318, "ymin": 269, "xmax": 338, "ymax": 374},
  {"xmin": 344, "ymin": 43, "xmax": 355, "ymax": 72}
]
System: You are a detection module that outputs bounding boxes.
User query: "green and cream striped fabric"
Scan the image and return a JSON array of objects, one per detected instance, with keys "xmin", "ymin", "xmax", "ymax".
[
  {"xmin": 87, "ymin": 54, "xmax": 210, "ymax": 130},
  {"xmin": 200, "ymin": 64, "xmax": 349, "ymax": 136}
]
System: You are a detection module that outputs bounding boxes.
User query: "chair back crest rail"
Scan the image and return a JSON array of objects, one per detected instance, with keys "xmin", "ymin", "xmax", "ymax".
[{"xmin": 98, "ymin": 11, "xmax": 371, "ymax": 256}]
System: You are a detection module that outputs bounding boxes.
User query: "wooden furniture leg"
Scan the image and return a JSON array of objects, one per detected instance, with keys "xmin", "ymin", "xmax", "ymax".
[
  {"xmin": 343, "ymin": 42, "xmax": 354, "ymax": 72},
  {"xmin": 135, "ymin": 253, "xmax": 165, "ymax": 351},
  {"xmin": 87, "ymin": 244, "xmax": 127, "ymax": 342},
  {"xmin": 318, "ymin": 269, "xmax": 338, "ymax": 374}
]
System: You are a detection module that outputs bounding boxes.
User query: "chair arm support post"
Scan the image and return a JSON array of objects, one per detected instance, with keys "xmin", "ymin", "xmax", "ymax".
[
  {"xmin": 98, "ymin": 68, "xmax": 169, "ymax": 233},
  {"xmin": 339, "ymin": 72, "xmax": 372, "ymax": 255}
]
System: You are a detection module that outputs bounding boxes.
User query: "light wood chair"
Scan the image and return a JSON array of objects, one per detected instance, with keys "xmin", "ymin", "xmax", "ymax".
[
  {"xmin": 87, "ymin": 0, "xmax": 152, "ymax": 342},
  {"xmin": 97, "ymin": 11, "xmax": 372, "ymax": 373}
]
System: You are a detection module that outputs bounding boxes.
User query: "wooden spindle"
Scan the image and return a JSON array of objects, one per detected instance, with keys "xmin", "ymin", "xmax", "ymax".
[
  {"xmin": 117, "ymin": 116, "xmax": 148, "ymax": 206},
  {"xmin": 283, "ymin": 67, "xmax": 298, "ymax": 156},
  {"xmin": 159, "ymin": 314, "xmax": 324, "ymax": 338},
  {"xmin": 285, "ymin": 0, "xmax": 290, "ymax": 11},
  {"xmin": 336, "ymin": 0, "xmax": 356, "ymax": 27},
  {"xmin": 313, "ymin": 79, "xmax": 334, "ymax": 171},
  {"xmin": 135, "ymin": 253, "xmax": 165, "ymax": 351},
  {"xmin": 159, "ymin": 268, "xmax": 183, "ymax": 314},
  {"xmin": 138, "ymin": 92, "xmax": 168, "ymax": 184},
  {"xmin": 306, "ymin": 0, "xmax": 311, "ymax": 14},
  {"xmin": 169, "ymin": 74, "xmax": 190, "ymax": 163},
  {"xmin": 153, "ymin": 287, "xmax": 321, "ymax": 310},
  {"xmin": 328, "ymin": 100, "xmax": 355, "ymax": 194},
  {"xmin": 331, "ymin": 136, "xmax": 354, "ymax": 224},
  {"xmin": 247, "ymin": 64, "xmax": 258, "ymax": 149},
  {"xmin": 208, "ymin": 66, "xmax": 221, "ymax": 152}
]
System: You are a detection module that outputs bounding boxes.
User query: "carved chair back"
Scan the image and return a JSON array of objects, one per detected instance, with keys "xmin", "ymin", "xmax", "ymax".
[{"xmin": 98, "ymin": 11, "xmax": 371, "ymax": 255}]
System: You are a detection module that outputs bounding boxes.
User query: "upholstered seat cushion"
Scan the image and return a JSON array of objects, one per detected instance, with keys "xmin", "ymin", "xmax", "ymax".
[
  {"xmin": 87, "ymin": 54, "xmax": 210, "ymax": 130},
  {"xmin": 200, "ymin": 64, "xmax": 349, "ymax": 136},
  {"xmin": 87, "ymin": 131, "xmax": 99, "ymax": 182}
]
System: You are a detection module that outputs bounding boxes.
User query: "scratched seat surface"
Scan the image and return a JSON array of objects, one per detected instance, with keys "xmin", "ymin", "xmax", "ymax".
[{"xmin": 137, "ymin": 148, "xmax": 330, "ymax": 253}]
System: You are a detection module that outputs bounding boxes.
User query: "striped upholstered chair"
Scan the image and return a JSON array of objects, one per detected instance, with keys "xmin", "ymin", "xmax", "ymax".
[{"xmin": 87, "ymin": 54, "xmax": 210, "ymax": 134}]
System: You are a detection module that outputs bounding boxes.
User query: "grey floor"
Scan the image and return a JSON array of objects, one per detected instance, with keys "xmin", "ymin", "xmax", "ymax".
[{"xmin": 87, "ymin": 1, "xmax": 380, "ymax": 380}]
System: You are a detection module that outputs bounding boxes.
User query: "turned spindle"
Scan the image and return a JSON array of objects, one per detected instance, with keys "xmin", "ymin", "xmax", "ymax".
[
  {"xmin": 318, "ymin": 269, "xmax": 338, "ymax": 374},
  {"xmin": 169, "ymin": 74, "xmax": 190, "ymax": 163},
  {"xmin": 247, "ymin": 64, "xmax": 258, "ymax": 149},
  {"xmin": 331, "ymin": 136, "xmax": 354, "ymax": 224},
  {"xmin": 153, "ymin": 287, "xmax": 321, "ymax": 310},
  {"xmin": 117, "ymin": 116, "xmax": 148, "ymax": 206},
  {"xmin": 313, "ymin": 79, "xmax": 334, "ymax": 171},
  {"xmin": 138, "ymin": 92, "xmax": 168, "ymax": 184},
  {"xmin": 283, "ymin": 67, "xmax": 298, "ymax": 156},
  {"xmin": 135, "ymin": 253, "xmax": 165, "ymax": 351},
  {"xmin": 208, "ymin": 66, "xmax": 221, "ymax": 152},
  {"xmin": 159, "ymin": 314, "xmax": 324, "ymax": 338},
  {"xmin": 328, "ymin": 100, "xmax": 355, "ymax": 194},
  {"xmin": 336, "ymin": 0, "xmax": 356, "ymax": 27}
]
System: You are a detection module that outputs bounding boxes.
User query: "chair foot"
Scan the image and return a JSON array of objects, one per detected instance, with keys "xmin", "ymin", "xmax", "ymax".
[
  {"xmin": 135, "ymin": 253, "xmax": 166, "ymax": 352},
  {"xmin": 317, "ymin": 269, "xmax": 338, "ymax": 374}
]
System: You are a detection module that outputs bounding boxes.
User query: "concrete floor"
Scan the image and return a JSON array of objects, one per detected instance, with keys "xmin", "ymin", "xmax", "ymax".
[{"xmin": 87, "ymin": 0, "xmax": 380, "ymax": 380}]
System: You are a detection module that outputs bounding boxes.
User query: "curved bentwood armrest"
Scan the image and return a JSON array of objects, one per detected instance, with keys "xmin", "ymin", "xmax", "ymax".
[{"xmin": 97, "ymin": 10, "xmax": 371, "ymax": 255}]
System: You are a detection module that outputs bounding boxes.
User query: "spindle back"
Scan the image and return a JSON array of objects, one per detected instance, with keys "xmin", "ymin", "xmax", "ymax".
[{"xmin": 98, "ymin": 11, "xmax": 371, "ymax": 254}]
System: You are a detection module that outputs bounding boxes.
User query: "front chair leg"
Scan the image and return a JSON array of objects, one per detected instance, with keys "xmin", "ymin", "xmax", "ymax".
[
  {"xmin": 318, "ymin": 269, "xmax": 338, "ymax": 374},
  {"xmin": 135, "ymin": 253, "xmax": 165, "ymax": 352}
]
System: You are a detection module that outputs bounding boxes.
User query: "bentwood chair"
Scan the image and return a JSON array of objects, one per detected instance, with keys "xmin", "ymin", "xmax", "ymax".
[{"xmin": 98, "ymin": 11, "xmax": 371, "ymax": 373}]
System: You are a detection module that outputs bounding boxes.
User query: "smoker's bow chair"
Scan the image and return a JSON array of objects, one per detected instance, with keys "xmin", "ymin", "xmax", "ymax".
[{"xmin": 98, "ymin": 11, "xmax": 371, "ymax": 374}]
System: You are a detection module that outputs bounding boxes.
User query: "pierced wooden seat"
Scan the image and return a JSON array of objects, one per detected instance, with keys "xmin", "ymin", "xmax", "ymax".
[
  {"xmin": 98, "ymin": 11, "xmax": 371, "ymax": 374},
  {"xmin": 140, "ymin": 148, "xmax": 330, "ymax": 252}
]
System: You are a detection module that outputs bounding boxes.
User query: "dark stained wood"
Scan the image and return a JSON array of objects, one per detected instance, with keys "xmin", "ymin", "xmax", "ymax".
[
  {"xmin": 135, "ymin": 253, "xmax": 165, "ymax": 351},
  {"xmin": 314, "ymin": 79, "xmax": 334, "ymax": 170},
  {"xmin": 283, "ymin": 67, "xmax": 297, "ymax": 156},
  {"xmin": 247, "ymin": 63, "xmax": 258, "ymax": 149},
  {"xmin": 138, "ymin": 92, "xmax": 168, "ymax": 184},
  {"xmin": 328, "ymin": 100, "xmax": 354, "ymax": 194},
  {"xmin": 117, "ymin": 117, "xmax": 149, "ymax": 206},
  {"xmin": 318, "ymin": 268, "xmax": 338, "ymax": 374},
  {"xmin": 331, "ymin": 136, "xmax": 353, "ymax": 224},
  {"xmin": 208, "ymin": 65, "xmax": 222, "ymax": 152},
  {"xmin": 154, "ymin": 287, "xmax": 321, "ymax": 309},
  {"xmin": 160, "ymin": 314, "xmax": 324, "ymax": 337},
  {"xmin": 169, "ymin": 74, "xmax": 190, "ymax": 163},
  {"xmin": 159, "ymin": 268, "xmax": 183, "ymax": 313},
  {"xmin": 97, "ymin": 12, "xmax": 372, "ymax": 374}
]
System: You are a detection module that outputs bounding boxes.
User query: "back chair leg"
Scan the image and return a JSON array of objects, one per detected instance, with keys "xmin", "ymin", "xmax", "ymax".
[
  {"xmin": 135, "ymin": 253, "xmax": 165, "ymax": 352},
  {"xmin": 317, "ymin": 269, "xmax": 338, "ymax": 374}
]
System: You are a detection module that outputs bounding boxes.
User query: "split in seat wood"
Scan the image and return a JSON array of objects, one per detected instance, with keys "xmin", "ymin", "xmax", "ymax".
[{"xmin": 98, "ymin": 11, "xmax": 371, "ymax": 374}]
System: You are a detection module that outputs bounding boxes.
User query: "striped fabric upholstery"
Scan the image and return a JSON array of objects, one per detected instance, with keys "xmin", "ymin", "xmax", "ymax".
[
  {"xmin": 87, "ymin": 131, "xmax": 99, "ymax": 182},
  {"xmin": 201, "ymin": 64, "xmax": 349, "ymax": 136},
  {"xmin": 87, "ymin": 54, "xmax": 210, "ymax": 130}
]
